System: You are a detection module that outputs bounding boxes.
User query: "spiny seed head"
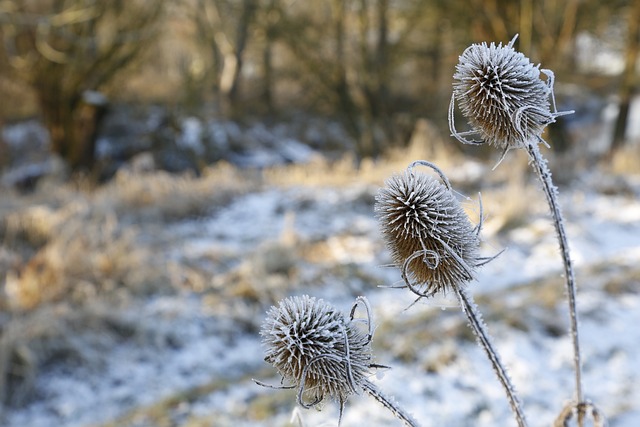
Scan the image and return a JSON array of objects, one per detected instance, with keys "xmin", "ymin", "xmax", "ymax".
[
  {"xmin": 375, "ymin": 169, "xmax": 481, "ymax": 295},
  {"xmin": 453, "ymin": 36, "xmax": 554, "ymax": 150},
  {"xmin": 261, "ymin": 295, "xmax": 372, "ymax": 405}
]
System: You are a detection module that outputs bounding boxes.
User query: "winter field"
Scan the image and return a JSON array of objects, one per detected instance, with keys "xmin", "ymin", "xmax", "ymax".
[{"xmin": 1, "ymin": 116, "xmax": 640, "ymax": 427}]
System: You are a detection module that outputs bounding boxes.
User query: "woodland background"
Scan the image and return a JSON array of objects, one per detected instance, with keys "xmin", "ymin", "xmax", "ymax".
[
  {"xmin": 0, "ymin": 1, "xmax": 639, "ymax": 426},
  {"xmin": 1, "ymin": 0, "xmax": 639, "ymax": 174}
]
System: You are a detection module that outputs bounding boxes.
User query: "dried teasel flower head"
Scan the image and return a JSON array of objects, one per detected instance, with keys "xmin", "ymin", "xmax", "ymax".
[
  {"xmin": 554, "ymin": 400, "xmax": 609, "ymax": 427},
  {"xmin": 376, "ymin": 161, "xmax": 491, "ymax": 298},
  {"xmin": 259, "ymin": 295, "xmax": 375, "ymax": 419},
  {"xmin": 449, "ymin": 34, "xmax": 572, "ymax": 154}
]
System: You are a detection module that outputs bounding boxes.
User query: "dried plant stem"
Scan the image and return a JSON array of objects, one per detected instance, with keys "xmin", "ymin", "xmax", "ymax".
[
  {"xmin": 362, "ymin": 379, "xmax": 421, "ymax": 427},
  {"xmin": 526, "ymin": 141, "xmax": 584, "ymax": 425},
  {"xmin": 455, "ymin": 286, "xmax": 529, "ymax": 427}
]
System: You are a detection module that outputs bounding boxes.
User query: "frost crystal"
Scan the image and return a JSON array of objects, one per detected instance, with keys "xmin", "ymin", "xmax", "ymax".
[{"xmin": 375, "ymin": 167, "xmax": 481, "ymax": 296}]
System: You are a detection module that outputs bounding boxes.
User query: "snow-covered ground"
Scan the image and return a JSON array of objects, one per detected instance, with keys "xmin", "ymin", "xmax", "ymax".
[{"xmin": 2, "ymin": 161, "xmax": 639, "ymax": 427}]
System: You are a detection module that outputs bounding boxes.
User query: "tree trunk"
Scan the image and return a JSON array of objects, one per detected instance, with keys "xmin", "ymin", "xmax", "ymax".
[
  {"xmin": 39, "ymin": 89, "xmax": 107, "ymax": 172},
  {"xmin": 332, "ymin": 0, "xmax": 363, "ymax": 158},
  {"xmin": 262, "ymin": 38, "xmax": 274, "ymax": 113},
  {"xmin": 610, "ymin": 1, "xmax": 640, "ymax": 156},
  {"xmin": 373, "ymin": 0, "xmax": 396, "ymax": 151},
  {"xmin": 220, "ymin": 0, "xmax": 256, "ymax": 115},
  {"xmin": 261, "ymin": 0, "xmax": 278, "ymax": 114}
]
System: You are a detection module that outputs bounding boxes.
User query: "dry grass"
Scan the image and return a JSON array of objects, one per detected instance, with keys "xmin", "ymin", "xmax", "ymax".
[
  {"xmin": 264, "ymin": 119, "xmax": 462, "ymax": 188},
  {"xmin": 0, "ymin": 160, "xmax": 261, "ymax": 408},
  {"xmin": 0, "ymin": 161, "xmax": 257, "ymax": 308},
  {"xmin": 262, "ymin": 122, "xmax": 545, "ymax": 243},
  {"xmin": 609, "ymin": 141, "xmax": 640, "ymax": 176},
  {"xmin": 0, "ymin": 301, "xmax": 142, "ymax": 410},
  {"xmin": 479, "ymin": 182, "xmax": 545, "ymax": 237},
  {"xmin": 96, "ymin": 161, "xmax": 256, "ymax": 221},
  {"xmin": 462, "ymin": 152, "xmax": 546, "ymax": 237},
  {"xmin": 3, "ymin": 210, "xmax": 160, "ymax": 310},
  {"xmin": 2, "ymin": 134, "xmax": 623, "ymax": 424}
]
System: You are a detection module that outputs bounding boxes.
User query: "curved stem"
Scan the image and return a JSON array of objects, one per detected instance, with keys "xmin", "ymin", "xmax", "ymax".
[
  {"xmin": 400, "ymin": 248, "xmax": 440, "ymax": 298},
  {"xmin": 455, "ymin": 286, "xmax": 529, "ymax": 427},
  {"xmin": 350, "ymin": 296, "xmax": 374, "ymax": 341},
  {"xmin": 408, "ymin": 160, "xmax": 453, "ymax": 190},
  {"xmin": 526, "ymin": 141, "xmax": 584, "ymax": 411},
  {"xmin": 362, "ymin": 379, "xmax": 421, "ymax": 427},
  {"xmin": 448, "ymin": 92, "xmax": 486, "ymax": 145}
]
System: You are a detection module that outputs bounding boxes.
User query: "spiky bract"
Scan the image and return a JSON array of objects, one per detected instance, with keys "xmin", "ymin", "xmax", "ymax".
[
  {"xmin": 452, "ymin": 37, "xmax": 554, "ymax": 150},
  {"xmin": 261, "ymin": 295, "xmax": 372, "ymax": 407},
  {"xmin": 376, "ymin": 170, "xmax": 480, "ymax": 295}
]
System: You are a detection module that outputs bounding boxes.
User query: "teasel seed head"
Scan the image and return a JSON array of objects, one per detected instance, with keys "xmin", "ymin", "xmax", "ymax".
[
  {"xmin": 375, "ymin": 161, "xmax": 483, "ymax": 297},
  {"xmin": 450, "ymin": 35, "xmax": 569, "ymax": 152},
  {"xmin": 260, "ymin": 295, "xmax": 373, "ymax": 413},
  {"xmin": 554, "ymin": 400, "xmax": 608, "ymax": 427}
]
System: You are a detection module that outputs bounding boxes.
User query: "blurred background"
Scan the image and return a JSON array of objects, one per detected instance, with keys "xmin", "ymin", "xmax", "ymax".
[{"xmin": 0, "ymin": 1, "xmax": 639, "ymax": 426}]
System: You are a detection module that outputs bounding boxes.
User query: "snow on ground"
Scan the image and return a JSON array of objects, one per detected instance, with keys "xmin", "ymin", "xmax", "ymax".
[{"xmin": 2, "ymin": 168, "xmax": 640, "ymax": 427}]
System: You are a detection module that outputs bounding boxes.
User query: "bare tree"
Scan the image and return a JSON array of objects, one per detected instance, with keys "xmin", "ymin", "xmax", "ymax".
[
  {"xmin": 186, "ymin": 0, "xmax": 258, "ymax": 116},
  {"xmin": 274, "ymin": 0, "xmax": 433, "ymax": 159},
  {"xmin": 0, "ymin": 0, "xmax": 163, "ymax": 172}
]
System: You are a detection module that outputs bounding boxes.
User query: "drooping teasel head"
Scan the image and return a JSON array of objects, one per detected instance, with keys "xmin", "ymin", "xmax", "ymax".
[
  {"xmin": 450, "ymin": 35, "xmax": 570, "ymax": 151},
  {"xmin": 260, "ymin": 295, "xmax": 374, "ymax": 415},
  {"xmin": 375, "ymin": 161, "xmax": 483, "ymax": 297}
]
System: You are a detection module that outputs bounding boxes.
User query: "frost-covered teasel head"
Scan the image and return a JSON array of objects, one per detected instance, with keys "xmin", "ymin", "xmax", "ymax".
[
  {"xmin": 259, "ymin": 295, "xmax": 374, "ymax": 419},
  {"xmin": 375, "ymin": 161, "xmax": 490, "ymax": 297},
  {"xmin": 554, "ymin": 400, "xmax": 609, "ymax": 427},
  {"xmin": 449, "ymin": 34, "xmax": 572, "ymax": 153}
]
